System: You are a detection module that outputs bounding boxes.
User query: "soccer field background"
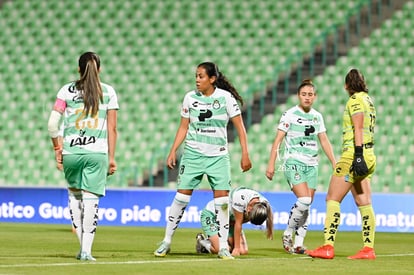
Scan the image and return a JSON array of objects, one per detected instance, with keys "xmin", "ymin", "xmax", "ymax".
[{"xmin": 0, "ymin": 223, "xmax": 413, "ymax": 275}]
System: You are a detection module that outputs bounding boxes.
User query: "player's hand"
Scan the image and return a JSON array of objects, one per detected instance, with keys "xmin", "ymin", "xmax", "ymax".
[
  {"xmin": 240, "ymin": 154, "xmax": 252, "ymax": 172},
  {"xmin": 166, "ymin": 153, "xmax": 176, "ymax": 169},
  {"xmin": 266, "ymin": 163, "xmax": 275, "ymax": 180},
  {"xmin": 265, "ymin": 169, "xmax": 274, "ymax": 180},
  {"xmin": 350, "ymin": 146, "xmax": 368, "ymax": 176},
  {"xmin": 55, "ymin": 149, "xmax": 63, "ymax": 171},
  {"xmin": 231, "ymin": 248, "xmax": 240, "ymax": 257},
  {"xmin": 108, "ymin": 160, "xmax": 117, "ymax": 175}
]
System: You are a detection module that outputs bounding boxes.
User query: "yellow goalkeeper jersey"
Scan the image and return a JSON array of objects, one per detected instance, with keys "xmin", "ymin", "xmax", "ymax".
[{"xmin": 342, "ymin": 92, "xmax": 376, "ymax": 154}]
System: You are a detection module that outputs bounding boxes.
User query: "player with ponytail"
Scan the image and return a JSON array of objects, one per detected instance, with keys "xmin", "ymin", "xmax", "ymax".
[{"xmin": 48, "ymin": 52, "xmax": 118, "ymax": 261}]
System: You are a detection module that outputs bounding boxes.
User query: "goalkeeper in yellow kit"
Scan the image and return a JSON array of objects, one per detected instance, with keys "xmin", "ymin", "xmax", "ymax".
[{"xmin": 306, "ymin": 69, "xmax": 377, "ymax": 260}]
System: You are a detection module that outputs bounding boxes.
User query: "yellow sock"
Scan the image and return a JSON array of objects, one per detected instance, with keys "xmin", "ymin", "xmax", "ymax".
[
  {"xmin": 324, "ymin": 200, "xmax": 341, "ymax": 246},
  {"xmin": 359, "ymin": 205, "xmax": 376, "ymax": 248}
]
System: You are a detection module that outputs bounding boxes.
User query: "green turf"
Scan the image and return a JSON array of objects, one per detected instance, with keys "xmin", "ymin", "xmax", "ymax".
[{"xmin": 0, "ymin": 223, "xmax": 413, "ymax": 274}]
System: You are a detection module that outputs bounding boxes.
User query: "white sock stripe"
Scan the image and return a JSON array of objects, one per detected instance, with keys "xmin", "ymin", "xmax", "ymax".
[
  {"xmin": 174, "ymin": 193, "xmax": 191, "ymax": 204},
  {"xmin": 297, "ymin": 197, "xmax": 312, "ymax": 207}
]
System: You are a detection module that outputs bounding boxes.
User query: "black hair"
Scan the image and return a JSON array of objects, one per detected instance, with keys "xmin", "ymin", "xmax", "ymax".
[
  {"xmin": 197, "ymin": 62, "xmax": 244, "ymax": 106},
  {"xmin": 345, "ymin": 68, "xmax": 368, "ymax": 94}
]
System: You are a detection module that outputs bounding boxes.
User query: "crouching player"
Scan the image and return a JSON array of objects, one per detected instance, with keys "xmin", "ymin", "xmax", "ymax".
[{"xmin": 196, "ymin": 187, "xmax": 273, "ymax": 256}]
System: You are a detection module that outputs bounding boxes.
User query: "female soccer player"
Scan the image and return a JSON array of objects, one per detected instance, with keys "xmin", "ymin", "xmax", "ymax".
[
  {"xmin": 306, "ymin": 69, "xmax": 377, "ymax": 260},
  {"xmin": 47, "ymin": 52, "xmax": 118, "ymax": 261},
  {"xmin": 266, "ymin": 79, "xmax": 336, "ymax": 254},
  {"xmin": 154, "ymin": 62, "xmax": 252, "ymax": 260},
  {"xmin": 196, "ymin": 186, "xmax": 273, "ymax": 256}
]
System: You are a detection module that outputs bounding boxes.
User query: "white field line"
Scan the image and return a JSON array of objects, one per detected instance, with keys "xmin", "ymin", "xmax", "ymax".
[{"xmin": 0, "ymin": 253, "xmax": 414, "ymax": 268}]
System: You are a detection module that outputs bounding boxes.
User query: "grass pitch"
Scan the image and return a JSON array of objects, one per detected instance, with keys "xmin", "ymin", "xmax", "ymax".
[{"xmin": 0, "ymin": 223, "xmax": 413, "ymax": 274}]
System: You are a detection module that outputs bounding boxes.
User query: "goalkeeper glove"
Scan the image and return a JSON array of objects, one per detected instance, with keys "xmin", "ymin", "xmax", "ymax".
[{"xmin": 350, "ymin": 146, "xmax": 369, "ymax": 176}]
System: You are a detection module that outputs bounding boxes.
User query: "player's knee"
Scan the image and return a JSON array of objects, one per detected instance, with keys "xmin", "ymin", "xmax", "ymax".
[{"xmin": 296, "ymin": 197, "xmax": 312, "ymax": 211}]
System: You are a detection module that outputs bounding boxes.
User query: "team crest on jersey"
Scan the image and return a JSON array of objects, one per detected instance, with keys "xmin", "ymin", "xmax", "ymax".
[
  {"xmin": 212, "ymin": 100, "xmax": 220, "ymax": 109},
  {"xmin": 294, "ymin": 173, "xmax": 301, "ymax": 181}
]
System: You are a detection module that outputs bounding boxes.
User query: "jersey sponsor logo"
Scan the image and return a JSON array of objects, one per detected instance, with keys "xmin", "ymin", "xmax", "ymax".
[
  {"xmin": 304, "ymin": 125, "xmax": 315, "ymax": 136},
  {"xmin": 199, "ymin": 129, "xmax": 216, "ymax": 133},
  {"xmin": 198, "ymin": 109, "xmax": 213, "ymax": 121},
  {"xmin": 232, "ymin": 103, "xmax": 239, "ymax": 112},
  {"xmin": 69, "ymin": 129, "xmax": 97, "ymax": 147},
  {"xmin": 299, "ymin": 141, "xmax": 316, "ymax": 147},
  {"xmin": 234, "ymin": 202, "xmax": 244, "ymax": 208},
  {"xmin": 72, "ymin": 94, "xmax": 83, "ymax": 104},
  {"xmin": 70, "ymin": 136, "xmax": 97, "ymax": 147}
]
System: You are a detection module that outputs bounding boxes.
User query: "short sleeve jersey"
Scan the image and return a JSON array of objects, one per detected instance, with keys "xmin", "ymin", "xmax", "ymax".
[
  {"xmin": 278, "ymin": 105, "xmax": 326, "ymax": 166},
  {"xmin": 230, "ymin": 187, "xmax": 267, "ymax": 214},
  {"xmin": 56, "ymin": 82, "xmax": 119, "ymax": 155},
  {"xmin": 180, "ymin": 88, "xmax": 241, "ymax": 156},
  {"xmin": 342, "ymin": 92, "xmax": 376, "ymax": 153}
]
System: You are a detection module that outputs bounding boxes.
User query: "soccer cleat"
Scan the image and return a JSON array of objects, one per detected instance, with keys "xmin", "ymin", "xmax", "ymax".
[
  {"xmin": 195, "ymin": 233, "xmax": 209, "ymax": 254},
  {"xmin": 348, "ymin": 247, "xmax": 376, "ymax": 260},
  {"xmin": 293, "ymin": 246, "xmax": 307, "ymax": 254},
  {"xmin": 282, "ymin": 235, "xmax": 293, "ymax": 253},
  {"xmin": 154, "ymin": 241, "xmax": 171, "ymax": 257},
  {"xmin": 305, "ymin": 244, "xmax": 334, "ymax": 259},
  {"xmin": 218, "ymin": 248, "xmax": 234, "ymax": 260},
  {"xmin": 79, "ymin": 252, "xmax": 96, "ymax": 261}
]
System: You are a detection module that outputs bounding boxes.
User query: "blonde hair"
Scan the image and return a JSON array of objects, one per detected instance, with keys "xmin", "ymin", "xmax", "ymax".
[{"xmin": 249, "ymin": 201, "xmax": 274, "ymax": 240}]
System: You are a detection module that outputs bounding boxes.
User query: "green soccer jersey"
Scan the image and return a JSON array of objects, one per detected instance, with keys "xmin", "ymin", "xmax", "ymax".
[
  {"xmin": 56, "ymin": 82, "xmax": 119, "ymax": 155},
  {"xmin": 277, "ymin": 105, "xmax": 326, "ymax": 166},
  {"xmin": 180, "ymin": 88, "xmax": 241, "ymax": 156}
]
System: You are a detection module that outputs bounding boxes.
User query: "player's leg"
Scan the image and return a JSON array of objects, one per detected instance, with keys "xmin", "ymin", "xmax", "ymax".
[
  {"xmin": 348, "ymin": 168, "xmax": 376, "ymax": 260},
  {"xmin": 283, "ymin": 163, "xmax": 313, "ymax": 253},
  {"xmin": 154, "ymin": 190, "xmax": 192, "ymax": 257},
  {"xmin": 283, "ymin": 192, "xmax": 311, "ymax": 253},
  {"xmin": 348, "ymin": 153, "xmax": 376, "ymax": 260},
  {"xmin": 155, "ymin": 154, "xmax": 201, "ymax": 256},
  {"xmin": 198, "ymin": 203, "xmax": 218, "ymax": 254},
  {"xmin": 78, "ymin": 154, "xmax": 107, "ymax": 261},
  {"xmin": 293, "ymin": 166, "xmax": 318, "ymax": 254},
  {"xmin": 63, "ymin": 154, "xmax": 86, "ymax": 259},
  {"xmin": 207, "ymin": 155, "xmax": 233, "ymax": 259},
  {"xmin": 68, "ymin": 188, "xmax": 82, "ymax": 246},
  {"xmin": 293, "ymin": 211, "xmax": 309, "ymax": 254},
  {"xmin": 80, "ymin": 190, "xmax": 99, "ymax": 261},
  {"xmin": 306, "ymin": 173, "xmax": 352, "ymax": 259}
]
